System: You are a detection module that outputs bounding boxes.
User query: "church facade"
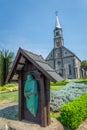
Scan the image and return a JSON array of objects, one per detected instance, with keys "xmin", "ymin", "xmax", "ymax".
[{"xmin": 46, "ymin": 14, "xmax": 81, "ymax": 79}]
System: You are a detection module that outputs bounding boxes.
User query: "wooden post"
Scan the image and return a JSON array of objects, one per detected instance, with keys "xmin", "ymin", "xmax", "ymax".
[
  {"xmin": 19, "ymin": 71, "xmax": 24, "ymax": 120},
  {"xmin": 45, "ymin": 78, "xmax": 51, "ymax": 125},
  {"xmin": 32, "ymin": 71, "xmax": 47, "ymax": 127},
  {"xmin": 39, "ymin": 78, "xmax": 47, "ymax": 127}
]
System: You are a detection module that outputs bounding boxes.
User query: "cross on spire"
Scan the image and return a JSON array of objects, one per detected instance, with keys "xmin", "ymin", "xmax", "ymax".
[{"xmin": 55, "ymin": 11, "xmax": 58, "ymax": 16}]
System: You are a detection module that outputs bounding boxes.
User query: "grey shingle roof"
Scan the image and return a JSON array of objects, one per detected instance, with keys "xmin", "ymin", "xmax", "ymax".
[{"xmin": 6, "ymin": 48, "xmax": 64, "ymax": 83}]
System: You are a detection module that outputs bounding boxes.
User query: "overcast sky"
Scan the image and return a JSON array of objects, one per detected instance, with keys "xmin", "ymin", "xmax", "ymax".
[{"xmin": 0, "ymin": 0, "xmax": 87, "ymax": 61}]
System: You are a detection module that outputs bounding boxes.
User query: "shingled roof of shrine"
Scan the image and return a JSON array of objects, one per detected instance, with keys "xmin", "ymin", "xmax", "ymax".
[{"xmin": 6, "ymin": 48, "xmax": 64, "ymax": 83}]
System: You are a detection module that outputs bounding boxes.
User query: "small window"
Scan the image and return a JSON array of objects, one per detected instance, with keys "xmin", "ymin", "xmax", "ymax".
[
  {"xmin": 56, "ymin": 42, "xmax": 60, "ymax": 47},
  {"xmin": 56, "ymin": 32, "xmax": 59, "ymax": 36},
  {"xmin": 65, "ymin": 51, "xmax": 67, "ymax": 54},
  {"xmin": 68, "ymin": 64, "xmax": 72, "ymax": 75},
  {"xmin": 56, "ymin": 53, "xmax": 61, "ymax": 58},
  {"xmin": 51, "ymin": 54, "xmax": 52, "ymax": 57},
  {"xmin": 57, "ymin": 61, "xmax": 61, "ymax": 65}
]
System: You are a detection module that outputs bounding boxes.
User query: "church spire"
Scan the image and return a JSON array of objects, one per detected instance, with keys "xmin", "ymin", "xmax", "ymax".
[
  {"xmin": 55, "ymin": 11, "xmax": 61, "ymax": 28},
  {"xmin": 54, "ymin": 12, "xmax": 64, "ymax": 48}
]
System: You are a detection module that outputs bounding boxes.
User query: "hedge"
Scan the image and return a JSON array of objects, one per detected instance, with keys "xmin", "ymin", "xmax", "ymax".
[{"xmin": 59, "ymin": 93, "xmax": 87, "ymax": 129}]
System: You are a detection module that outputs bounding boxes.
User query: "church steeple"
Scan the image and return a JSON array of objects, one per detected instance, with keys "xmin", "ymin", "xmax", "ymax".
[
  {"xmin": 55, "ymin": 12, "xmax": 61, "ymax": 28},
  {"xmin": 54, "ymin": 12, "xmax": 64, "ymax": 48}
]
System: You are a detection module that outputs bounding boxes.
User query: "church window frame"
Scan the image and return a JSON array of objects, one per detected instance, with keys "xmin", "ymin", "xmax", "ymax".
[
  {"xmin": 57, "ymin": 61, "xmax": 61, "ymax": 65},
  {"xmin": 56, "ymin": 42, "xmax": 60, "ymax": 48},
  {"xmin": 56, "ymin": 32, "xmax": 59, "ymax": 36},
  {"xmin": 56, "ymin": 52, "xmax": 61, "ymax": 58},
  {"xmin": 65, "ymin": 51, "xmax": 67, "ymax": 54},
  {"xmin": 68, "ymin": 64, "xmax": 72, "ymax": 75}
]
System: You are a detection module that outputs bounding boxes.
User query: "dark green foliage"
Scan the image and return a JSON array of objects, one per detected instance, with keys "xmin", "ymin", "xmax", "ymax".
[
  {"xmin": 0, "ymin": 49, "xmax": 14, "ymax": 86},
  {"xmin": 81, "ymin": 60, "xmax": 87, "ymax": 78},
  {"xmin": 81, "ymin": 60, "xmax": 87, "ymax": 70},
  {"xmin": 59, "ymin": 94, "xmax": 87, "ymax": 129}
]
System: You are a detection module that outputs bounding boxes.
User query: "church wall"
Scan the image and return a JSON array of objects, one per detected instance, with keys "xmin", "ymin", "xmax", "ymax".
[
  {"xmin": 62, "ymin": 48, "xmax": 74, "ymax": 57},
  {"xmin": 73, "ymin": 57, "xmax": 81, "ymax": 79},
  {"xmin": 47, "ymin": 60, "xmax": 54, "ymax": 69},
  {"xmin": 63, "ymin": 57, "xmax": 75, "ymax": 79},
  {"xmin": 46, "ymin": 49, "xmax": 54, "ymax": 60},
  {"xmin": 55, "ymin": 59, "xmax": 63, "ymax": 75},
  {"xmin": 54, "ymin": 48, "xmax": 62, "ymax": 59}
]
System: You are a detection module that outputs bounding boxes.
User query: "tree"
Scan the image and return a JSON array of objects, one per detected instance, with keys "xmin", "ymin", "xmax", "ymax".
[
  {"xmin": 81, "ymin": 60, "xmax": 87, "ymax": 78},
  {"xmin": 0, "ymin": 49, "xmax": 14, "ymax": 86}
]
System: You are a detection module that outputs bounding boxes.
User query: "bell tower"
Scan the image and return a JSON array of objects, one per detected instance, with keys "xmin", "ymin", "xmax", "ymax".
[{"xmin": 54, "ymin": 12, "xmax": 64, "ymax": 48}]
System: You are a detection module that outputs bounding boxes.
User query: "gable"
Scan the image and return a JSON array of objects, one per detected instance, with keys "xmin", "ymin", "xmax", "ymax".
[
  {"xmin": 46, "ymin": 49, "xmax": 54, "ymax": 60},
  {"xmin": 62, "ymin": 46, "xmax": 74, "ymax": 57},
  {"xmin": 6, "ymin": 48, "xmax": 64, "ymax": 83},
  {"xmin": 62, "ymin": 46, "xmax": 81, "ymax": 61}
]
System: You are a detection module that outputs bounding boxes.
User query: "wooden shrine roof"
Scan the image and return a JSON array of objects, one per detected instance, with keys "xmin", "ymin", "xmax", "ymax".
[{"xmin": 6, "ymin": 48, "xmax": 64, "ymax": 83}]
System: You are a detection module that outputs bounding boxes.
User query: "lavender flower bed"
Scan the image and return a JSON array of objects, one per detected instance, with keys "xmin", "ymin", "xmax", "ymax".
[{"xmin": 50, "ymin": 82, "xmax": 87, "ymax": 111}]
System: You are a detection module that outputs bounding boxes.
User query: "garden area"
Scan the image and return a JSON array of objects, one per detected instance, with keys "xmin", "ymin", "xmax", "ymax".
[{"xmin": 0, "ymin": 79, "xmax": 87, "ymax": 129}]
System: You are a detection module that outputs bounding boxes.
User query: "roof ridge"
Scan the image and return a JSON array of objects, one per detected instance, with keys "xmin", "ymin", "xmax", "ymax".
[
  {"xmin": 22, "ymin": 48, "xmax": 43, "ymax": 58},
  {"xmin": 63, "ymin": 46, "xmax": 81, "ymax": 61}
]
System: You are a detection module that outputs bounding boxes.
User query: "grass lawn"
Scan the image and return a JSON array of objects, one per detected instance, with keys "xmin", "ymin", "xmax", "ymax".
[
  {"xmin": 0, "ymin": 91, "xmax": 18, "ymax": 104},
  {"xmin": 50, "ymin": 85, "xmax": 64, "ymax": 91},
  {"xmin": 50, "ymin": 78, "xmax": 87, "ymax": 91}
]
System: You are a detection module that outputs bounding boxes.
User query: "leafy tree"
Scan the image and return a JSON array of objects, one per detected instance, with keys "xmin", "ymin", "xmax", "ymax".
[
  {"xmin": 81, "ymin": 60, "xmax": 87, "ymax": 69},
  {"xmin": 0, "ymin": 49, "xmax": 14, "ymax": 86},
  {"xmin": 81, "ymin": 60, "xmax": 87, "ymax": 78}
]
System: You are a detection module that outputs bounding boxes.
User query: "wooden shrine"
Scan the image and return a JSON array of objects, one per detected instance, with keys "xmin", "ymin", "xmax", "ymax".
[{"xmin": 6, "ymin": 48, "xmax": 63, "ymax": 127}]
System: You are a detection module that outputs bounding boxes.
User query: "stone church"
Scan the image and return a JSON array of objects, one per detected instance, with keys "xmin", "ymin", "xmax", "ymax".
[{"xmin": 46, "ymin": 14, "xmax": 81, "ymax": 79}]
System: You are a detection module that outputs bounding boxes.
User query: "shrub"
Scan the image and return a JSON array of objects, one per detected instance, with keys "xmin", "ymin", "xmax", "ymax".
[
  {"xmin": 50, "ymin": 82, "xmax": 87, "ymax": 111},
  {"xmin": 0, "ymin": 83, "xmax": 18, "ymax": 92},
  {"xmin": 0, "ymin": 86, "xmax": 6, "ymax": 91},
  {"xmin": 6, "ymin": 86, "xmax": 18, "ymax": 91},
  {"xmin": 59, "ymin": 94, "xmax": 87, "ymax": 129}
]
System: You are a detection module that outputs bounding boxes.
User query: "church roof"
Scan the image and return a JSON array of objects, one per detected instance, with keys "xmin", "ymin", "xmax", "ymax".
[{"xmin": 6, "ymin": 48, "xmax": 64, "ymax": 83}]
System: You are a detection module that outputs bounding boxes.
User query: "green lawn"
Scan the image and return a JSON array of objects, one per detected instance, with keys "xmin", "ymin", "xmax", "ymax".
[
  {"xmin": 0, "ymin": 91, "xmax": 18, "ymax": 103},
  {"xmin": 50, "ymin": 79, "xmax": 87, "ymax": 91},
  {"xmin": 50, "ymin": 85, "xmax": 64, "ymax": 91}
]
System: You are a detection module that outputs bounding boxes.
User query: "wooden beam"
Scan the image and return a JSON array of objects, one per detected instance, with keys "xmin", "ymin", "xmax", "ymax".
[
  {"xmin": 45, "ymin": 78, "xmax": 51, "ymax": 125},
  {"xmin": 19, "ymin": 71, "xmax": 24, "ymax": 120},
  {"xmin": 32, "ymin": 71, "xmax": 47, "ymax": 127},
  {"xmin": 18, "ymin": 62, "xmax": 25, "ymax": 65},
  {"xmin": 39, "ymin": 78, "xmax": 47, "ymax": 127}
]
